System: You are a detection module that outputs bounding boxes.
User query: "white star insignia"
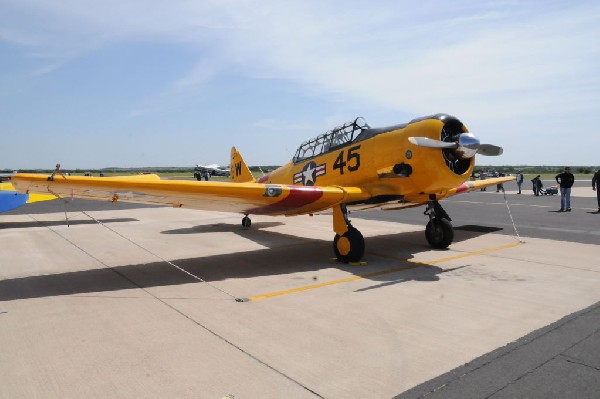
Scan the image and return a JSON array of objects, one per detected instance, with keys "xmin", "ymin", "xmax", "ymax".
[{"xmin": 303, "ymin": 164, "xmax": 316, "ymax": 185}]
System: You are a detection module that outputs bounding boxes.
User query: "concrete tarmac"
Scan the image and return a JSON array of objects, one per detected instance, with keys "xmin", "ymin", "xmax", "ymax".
[{"xmin": 1, "ymin": 180, "xmax": 599, "ymax": 398}]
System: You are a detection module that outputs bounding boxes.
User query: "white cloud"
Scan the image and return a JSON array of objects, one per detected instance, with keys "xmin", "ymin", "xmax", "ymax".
[
  {"xmin": 5, "ymin": 1, "xmax": 598, "ymax": 112},
  {"xmin": 2, "ymin": 0, "xmax": 599, "ymax": 165}
]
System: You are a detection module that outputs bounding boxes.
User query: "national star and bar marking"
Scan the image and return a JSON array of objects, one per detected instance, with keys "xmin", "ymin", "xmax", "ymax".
[{"xmin": 293, "ymin": 162, "xmax": 326, "ymax": 185}]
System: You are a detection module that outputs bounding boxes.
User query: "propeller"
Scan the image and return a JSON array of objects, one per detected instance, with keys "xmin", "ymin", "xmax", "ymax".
[
  {"xmin": 477, "ymin": 144, "xmax": 503, "ymax": 156},
  {"xmin": 407, "ymin": 136, "xmax": 457, "ymax": 149},
  {"xmin": 408, "ymin": 133, "xmax": 503, "ymax": 157}
]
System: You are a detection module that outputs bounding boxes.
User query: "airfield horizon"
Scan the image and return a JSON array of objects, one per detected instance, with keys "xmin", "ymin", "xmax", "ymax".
[{"xmin": 2, "ymin": 169, "xmax": 597, "ymax": 182}]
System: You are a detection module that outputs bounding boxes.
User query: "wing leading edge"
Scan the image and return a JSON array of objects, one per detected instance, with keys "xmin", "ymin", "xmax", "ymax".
[
  {"xmin": 447, "ymin": 175, "xmax": 516, "ymax": 196},
  {"xmin": 11, "ymin": 173, "xmax": 371, "ymax": 216}
]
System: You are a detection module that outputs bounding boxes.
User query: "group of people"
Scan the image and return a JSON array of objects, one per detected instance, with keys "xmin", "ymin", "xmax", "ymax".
[
  {"xmin": 514, "ymin": 167, "xmax": 600, "ymax": 213},
  {"xmin": 529, "ymin": 168, "xmax": 574, "ymax": 211}
]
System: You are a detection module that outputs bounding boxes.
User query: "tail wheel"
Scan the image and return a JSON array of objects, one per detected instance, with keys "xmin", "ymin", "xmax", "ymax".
[
  {"xmin": 425, "ymin": 218, "xmax": 454, "ymax": 249},
  {"xmin": 333, "ymin": 227, "xmax": 365, "ymax": 263}
]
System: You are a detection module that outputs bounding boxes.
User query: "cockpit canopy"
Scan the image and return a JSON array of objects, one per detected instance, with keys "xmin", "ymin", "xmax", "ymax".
[{"xmin": 293, "ymin": 117, "xmax": 370, "ymax": 163}]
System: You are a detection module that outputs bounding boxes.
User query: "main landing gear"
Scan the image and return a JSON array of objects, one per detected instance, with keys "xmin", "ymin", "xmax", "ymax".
[
  {"xmin": 332, "ymin": 204, "xmax": 364, "ymax": 263},
  {"xmin": 240, "ymin": 197, "xmax": 452, "ymax": 263},
  {"xmin": 424, "ymin": 195, "xmax": 454, "ymax": 249}
]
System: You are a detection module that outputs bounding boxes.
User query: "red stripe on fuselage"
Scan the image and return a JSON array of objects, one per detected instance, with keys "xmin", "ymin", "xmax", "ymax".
[
  {"xmin": 250, "ymin": 185, "xmax": 324, "ymax": 215},
  {"xmin": 257, "ymin": 173, "xmax": 271, "ymax": 183}
]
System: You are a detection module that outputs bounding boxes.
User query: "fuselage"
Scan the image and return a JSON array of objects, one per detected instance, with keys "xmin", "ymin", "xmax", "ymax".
[{"xmin": 258, "ymin": 114, "xmax": 475, "ymax": 205}]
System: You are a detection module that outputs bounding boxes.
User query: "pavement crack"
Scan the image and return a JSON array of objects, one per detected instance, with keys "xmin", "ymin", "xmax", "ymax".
[{"xmin": 561, "ymin": 355, "xmax": 600, "ymax": 372}]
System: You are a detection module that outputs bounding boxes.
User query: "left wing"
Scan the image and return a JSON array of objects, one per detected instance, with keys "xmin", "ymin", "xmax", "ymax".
[
  {"xmin": 11, "ymin": 173, "xmax": 371, "ymax": 216},
  {"xmin": 446, "ymin": 175, "xmax": 516, "ymax": 196}
]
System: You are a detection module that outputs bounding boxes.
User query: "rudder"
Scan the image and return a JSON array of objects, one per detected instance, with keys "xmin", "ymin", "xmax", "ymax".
[{"xmin": 230, "ymin": 147, "xmax": 256, "ymax": 183}]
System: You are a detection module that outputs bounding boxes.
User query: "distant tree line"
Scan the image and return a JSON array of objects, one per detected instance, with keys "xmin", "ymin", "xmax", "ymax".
[
  {"xmin": 1, "ymin": 166, "xmax": 284, "ymax": 174},
  {"xmin": 3, "ymin": 165, "xmax": 598, "ymax": 175},
  {"xmin": 475, "ymin": 165, "xmax": 598, "ymax": 175}
]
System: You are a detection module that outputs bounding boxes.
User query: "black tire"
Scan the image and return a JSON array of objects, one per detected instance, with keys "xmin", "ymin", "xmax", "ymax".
[
  {"xmin": 425, "ymin": 218, "xmax": 454, "ymax": 249},
  {"xmin": 333, "ymin": 227, "xmax": 365, "ymax": 263},
  {"xmin": 242, "ymin": 216, "xmax": 251, "ymax": 228}
]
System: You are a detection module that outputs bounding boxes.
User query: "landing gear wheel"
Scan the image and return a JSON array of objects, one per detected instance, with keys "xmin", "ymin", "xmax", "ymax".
[
  {"xmin": 425, "ymin": 218, "xmax": 453, "ymax": 249},
  {"xmin": 242, "ymin": 216, "xmax": 251, "ymax": 228},
  {"xmin": 333, "ymin": 227, "xmax": 364, "ymax": 263}
]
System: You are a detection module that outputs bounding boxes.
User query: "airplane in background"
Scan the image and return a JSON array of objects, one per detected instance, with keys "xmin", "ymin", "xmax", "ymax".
[
  {"xmin": 12, "ymin": 114, "xmax": 514, "ymax": 262},
  {"xmin": 193, "ymin": 164, "xmax": 230, "ymax": 180}
]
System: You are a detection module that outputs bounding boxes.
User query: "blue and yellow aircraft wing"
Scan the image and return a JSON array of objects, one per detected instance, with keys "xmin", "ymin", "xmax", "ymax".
[{"xmin": 0, "ymin": 181, "xmax": 56, "ymax": 212}]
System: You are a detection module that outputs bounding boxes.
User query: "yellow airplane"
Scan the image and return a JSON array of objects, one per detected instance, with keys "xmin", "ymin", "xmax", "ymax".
[{"xmin": 12, "ymin": 114, "xmax": 513, "ymax": 263}]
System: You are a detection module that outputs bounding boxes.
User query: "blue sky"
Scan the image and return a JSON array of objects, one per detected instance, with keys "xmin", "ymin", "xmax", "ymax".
[{"xmin": 1, "ymin": 0, "xmax": 599, "ymax": 169}]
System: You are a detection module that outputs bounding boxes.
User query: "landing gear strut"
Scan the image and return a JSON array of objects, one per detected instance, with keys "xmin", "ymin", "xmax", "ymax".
[
  {"xmin": 332, "ymin": 204, "xmax": 364, "ymax": 263},
  {"xmin": 424, "ymin": 195, "xmax": 454, "ymax": 249}
]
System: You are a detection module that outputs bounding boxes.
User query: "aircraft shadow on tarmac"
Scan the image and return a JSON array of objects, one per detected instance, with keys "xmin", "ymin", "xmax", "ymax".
[
  {"xmin": 0, "ymin": 224, "xmax": 499, "ymax": 302},
  {"xmin": 4, "ymin": 198, "xmax": 162, "ymax": 215},
  {"xmin": 353, "ymin": 265, "xmax": 470, "ymax": 293},
  {"xmin": 0, "ymin": 218, "xmax": 139, "ymax": 230},
  {"xmin": 161, "ymin": 221, "xmax": 286, "ymax": 235}
]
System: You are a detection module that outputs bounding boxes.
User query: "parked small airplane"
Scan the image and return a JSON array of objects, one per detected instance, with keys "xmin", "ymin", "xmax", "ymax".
[
  {"xmin": 0, "ymin": 173, "xmax": 14, "ymax": 182},
  {"xmin": 193, "ymin": 164, "xmax": 230, "ymax": 180},
  {"xmin": 12, "ymin": 114, "xmax": 513, "ymax": 262}
]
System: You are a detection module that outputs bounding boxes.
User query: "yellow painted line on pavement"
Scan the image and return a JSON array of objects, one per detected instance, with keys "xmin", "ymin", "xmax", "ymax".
[
  {"xmin": 247, "ymin": 241, "xmax": 524, "ymax": 301},
  {"xmin": 412, "ymin": 241, "xmax": 524, "ymax": 265}
]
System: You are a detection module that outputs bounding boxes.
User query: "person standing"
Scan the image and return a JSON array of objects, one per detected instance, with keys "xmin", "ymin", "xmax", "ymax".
[
  {"xmin": 479, "ymin": 171, "xmax": 487, "ymax": 191},
  {"xmin": 496, "ymin": 172, "xmax": 505, "ymax": 192},
  {"xmin": 516, "ymin": 171, "xmax": 524, "ymax": 194},
  {"xmin": 592, "ymin": 168, "xmax": 600, "ymax": 212},
  {"xmin": 531, "ymin": 175, "xmax": 542, "ymax": 196},
  {"xmin": 555, "ymin": 167, "xmax": 575, "ymax": 212}
]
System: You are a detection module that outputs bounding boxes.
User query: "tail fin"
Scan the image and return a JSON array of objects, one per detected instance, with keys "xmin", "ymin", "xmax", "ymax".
[{"xmin": 230, "ymin": 147, "xmax": 256, "ymax": 183}]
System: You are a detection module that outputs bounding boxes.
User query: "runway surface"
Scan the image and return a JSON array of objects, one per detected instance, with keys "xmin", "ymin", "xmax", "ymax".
[{"xmin": 1, "ymin": 179, "xmax": 598, "ymax": 398}]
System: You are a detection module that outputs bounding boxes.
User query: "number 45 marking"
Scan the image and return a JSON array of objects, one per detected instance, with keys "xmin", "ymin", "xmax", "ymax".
[{"xmin": 333, "ymin": 145, "xmax": 361, "ymax": 175}]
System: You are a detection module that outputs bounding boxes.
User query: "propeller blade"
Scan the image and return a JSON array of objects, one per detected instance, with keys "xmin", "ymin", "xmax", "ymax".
[
  {"xmin": 408, "ymin": 136, "xmax": 458, "ymax": 149},
  {"xmin": 477, "ymin": 144, "xmax": 503, "ymax": 156}
]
